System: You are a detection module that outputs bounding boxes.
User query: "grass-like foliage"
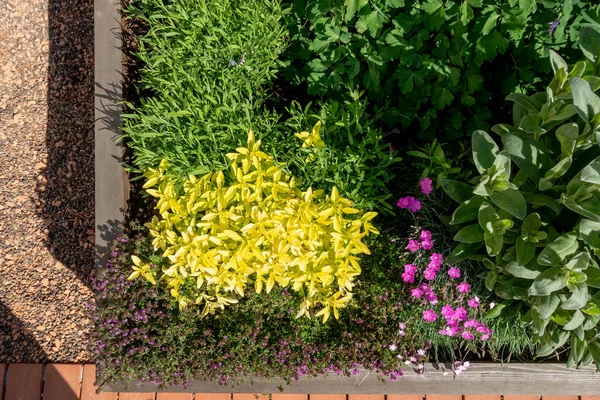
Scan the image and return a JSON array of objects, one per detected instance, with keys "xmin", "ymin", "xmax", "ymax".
[
  {"xmin": 282, "ymin": 0, "xmax": 600, "ymax": 140},
  {"xmin": 122, "ymin": 0, "xmax": 287, "ymax": 179}
]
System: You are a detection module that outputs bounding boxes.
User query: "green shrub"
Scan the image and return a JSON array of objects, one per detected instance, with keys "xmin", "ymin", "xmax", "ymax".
[
  {"xmin": 442, "ymin": 27, "xmax": 600, "ymax": 369},
  {"xmin": 122, "ymin": 0, "xmax": 287, "ymax": 180},
  {"xmin": 267, "ymin": 91, "xmax": 400, "ymax": 213},
  {"xmin": 282, "ymin": 0, "xmax": 599, "ymax": 140}
]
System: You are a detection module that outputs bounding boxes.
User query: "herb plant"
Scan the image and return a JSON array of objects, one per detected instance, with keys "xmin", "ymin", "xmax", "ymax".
[{"xmin": 442, "ymin": 28, "xmax": 600, "ymax": 369}]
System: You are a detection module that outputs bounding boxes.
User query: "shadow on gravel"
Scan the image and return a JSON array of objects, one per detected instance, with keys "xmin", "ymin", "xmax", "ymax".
[
  {"xmin": 0, "ymin": 301, "xmax": 47, "ymax": 363},
  {"xmin": 36, "ymin": 0, "xmax": 95, "ymax": 287}
]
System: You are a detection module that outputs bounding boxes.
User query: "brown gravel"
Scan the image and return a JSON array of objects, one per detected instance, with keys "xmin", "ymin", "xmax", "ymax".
[{"xmin": 0, "ymin": 0, "xmax": 94, "ymax": 362}]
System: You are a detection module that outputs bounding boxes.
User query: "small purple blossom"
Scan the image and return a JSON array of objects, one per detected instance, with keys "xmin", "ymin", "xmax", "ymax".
[
  {"xmin": 462, "ymin": 331, "xmax": 474, "ymax": 341},
  {"xmin": 420, "ymin": 238, "xmax": 433, "ymax": 250},
  {"xmin": 448, "ymin": 267, "xmax": 461, "ymax": 279},
  {"xmin": 411, "ymin": 288, "xmax": 424, "ymax": 298},
  {"xmin": 423, "ymin": 268, "xmax": 437, "ymax": 280},
  {"xmin": 406, "ymin": 239, "xmax": 420, "ymax": 252},
  {"xmin": 457, "ymin": 282, "xmax": 471, "ymax": 293},
  {"xmin": 548, "ymin": 17, "xmax": 560, "ymax": 34},
  {"xmin": 423, "ymin": 310, "xmax": 437, "ymax": 322},
  {"xmin": 420, "ymin": 230, "xmax": 432, "ymax": 241},
  {"xmin": 467, "ymin": 297, "xmax": 480, "ymax": 308}
]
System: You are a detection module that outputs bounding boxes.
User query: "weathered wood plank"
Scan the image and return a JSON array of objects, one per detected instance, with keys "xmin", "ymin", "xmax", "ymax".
[
  {"xmin": 541, "ymin": 397, "xmax": 579, "ymax": 400},
  {"xmin": 0, "ymin": 364, "xmax": 6, "ymax": 399},
  {"xmin": 118, "ymin": 394, "xmax": 155, "ymax": 400},
  {"xmin": 103, "ymin": 363, "xmax": 600, "ymax": 395},
  {"xmin": 43, "ymin": 364, "xmax": 83, "ymax": 400},
  {"xmin": 272, "ymin": 395, "xmax": 308, "ymax": 400},
  {"xmin": 581, "ymin": 397, "xmax": 600, "ymax": 400},
  {"xmin": 463, "ymin": 396, "xmax": 500, "ymax": 400},
  {"xmin": 156, "ymin": 394, "xmax": 193, "ymax": 400},
  {"xmin": 348, "ymin": 395, "xmax": 385, "ymax": 400},
  {"xmin": 232, "ymin": 394, "xmax": 269, "ymax": 400},
  {"xmin": 309, "ymin": 395, "xmax": 347, "ymax": 400},
  {"xmin": 387, "ymin": 395, "xmax": 424, "ymax": 400},
  {"xmin": 504, "ymin": 396, "xmax": 540, "ymax": 400},
  {"xmin": 5, "ymin": 364, "xmax": 43, "ymax": 400},
  {"xmin": 94, "ymin": 0, "xmax": 128, "ymax": 272},
  {"xmin": 195, "ymin": 395, "xmax": 230, "ymax": 400},
  {"xmin": 426, "ymin": 396, "xmax": 461, "ymax": 400}
]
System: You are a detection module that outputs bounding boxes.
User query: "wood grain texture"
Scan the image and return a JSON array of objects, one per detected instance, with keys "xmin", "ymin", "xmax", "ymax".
[
  {"xmin": 0, "ymin": 364, "xmax": 6, "ymax": 399},
  {"xmin": 43, "ymin": 364, "xmax": 83, "ymax": 400},
  {"xmin": 5, "ymin": 363, "xmax": 43, "ymax": 400},
  {"xmin": 102, "ymin": 363, "xmax": 600, "ymax": 395},
  {"xmin": 81, "ymin": 364, "xmax": 117, "ymax": 400}
]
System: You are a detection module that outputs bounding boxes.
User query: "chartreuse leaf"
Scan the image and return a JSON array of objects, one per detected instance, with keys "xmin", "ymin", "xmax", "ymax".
[
  {"xmin": 529, "ymin": 266, "xmax": 567, "ymax": 296},
  {"xmin": 537, "ymin": 233, "xmax": 578, "ymax": 266},
  {"xmin": 472, "ymin": 130, "xmax": 499, "ymax": 174}
]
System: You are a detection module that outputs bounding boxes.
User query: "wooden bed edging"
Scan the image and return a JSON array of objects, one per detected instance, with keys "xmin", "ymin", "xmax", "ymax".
[
  {"xmin": 93, "ymin": 0, "xmax": 600, "ymax": 397},
  {"xmin": 102, "ymin": 363, "xmax": 600, "ymax": 395}
]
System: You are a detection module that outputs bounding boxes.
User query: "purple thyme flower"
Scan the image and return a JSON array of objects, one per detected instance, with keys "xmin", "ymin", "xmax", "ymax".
[{"xmin": 548, "ymin": 17, "xmax": 560, "ymax": 35}]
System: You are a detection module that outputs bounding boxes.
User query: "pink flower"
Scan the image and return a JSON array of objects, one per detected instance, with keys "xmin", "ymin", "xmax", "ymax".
[
  {"xmin": 441, "ymin": 305, "xmax": 455, "ymax": 319},
  {"xmin": 467, "ymin": 297, "xmax": 480, "ymax": 308},
  {"xmin": 397, "ymin": 196, "xmax": 412, "ymax": 209},
  {"xmin": 429, "ymin": 253, "xmax": 443, "ymax": 267},
  {"xmin": 421, "ymin": 239, "xmax": 433, "ymax": 250},
  {"xmin": 389, "ymin": 344, "xmax": 397, "ymax": 351},
  {"xmin": 476, "ymin": 324, "xmax": 489, "ymax": 334},
  {"xmin": 402, "ymin": 271, "xmax": 415, "ymax": 283},
  {"xmin": 439, "ymin": 326, "xmax": 459, "ymax": 336},
  {"xmin": 427, "ymin": 261, "xmax": 441, "ymax": 272},
  {"xmin": 420, "ymin": 177, "xmax": 433, "ymax": 196},
  {"xmin": 462, "ymin": 331, "xmax": 474, "ymax": 341},
  {"xmin": 453, "ymin": 307, "xmax": 468, "ymax": 321},
  {"xmin": 423, "ymin": 310, "xmax": 437, "ymax": 322},
  {"xmin": 464, "ymin": 319, "xmax": 480, "ymax": 328},
  {"xmin": 424, "ymin": 290, "xmax": 438, "ymax": 304},
  {"xmin": 408, "ymin": 198, "xmax": 421, "ymax": 212},
  {"xmin": 448, "ymin": 267, "xmax": 461, "ymax": 279},
  {"xmin": 481, "ymin": 333, "xmax": 492, "ymax": 341},
  {"xmin": 411, "ymin": 288, "xmax": 424, "ymax": 299},
  {"xmin": 457, "ymin": 282, "xmax": 471, "ymax": 293},
  {"xmin": 404, "ymin": 264, "xmax": 417, "ymax": 274},
  {"xmin": 423, "ymin": 268, "xmax": 437, "ymax": 280},
  {"xmin": 406, "ymin": 240, "xmax": 420, "ymax": 252},
  {"xmin": 420, "ymin": 230, "xmax": 432, "ymax": 241}
]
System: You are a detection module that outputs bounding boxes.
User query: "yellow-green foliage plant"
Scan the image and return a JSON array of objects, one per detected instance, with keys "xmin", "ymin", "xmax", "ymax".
[{"xmin": 130, "ymin": 130, "xmax": 379, "ymax": 322}]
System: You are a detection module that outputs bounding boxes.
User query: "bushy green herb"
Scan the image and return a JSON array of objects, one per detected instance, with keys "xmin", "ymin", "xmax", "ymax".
[
  {"xmin": 442, "ymin": 28, "xmax": 600, "ymax": 369},
  {"xmin": 282, "ymin": 0, "xmax": 599, "ymax": 140},
  {"xmin": 121, "ymin": 0, "xmax": 287, "ymax": 180}
]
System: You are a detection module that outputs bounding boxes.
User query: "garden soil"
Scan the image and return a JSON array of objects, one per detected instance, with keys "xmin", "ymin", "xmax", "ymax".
[{"xmin": 0, "ymin": 0, "xmax": 94, "ymax": 362}]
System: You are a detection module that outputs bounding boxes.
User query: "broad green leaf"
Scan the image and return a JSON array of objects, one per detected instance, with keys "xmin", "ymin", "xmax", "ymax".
[
  {"xmin": 505, "ymin": 93, "xmax": 543, "ymax": 113},
  {"xmin": 496, "ymin": 278, "xmax": 529, "ymax": 300},
  {"xmin": 485, "ymin": 299, "xmax": 511, "ymax": 318},
  {"xmin": 446, "ymin": 242, "xmax": 483, "ymax": 264},
  {"xmin": 562, "ymin": 194, "xmax": 600, "ymax": 223},
  {"xmin": 579, "ymin": 27, "xmax": 600, "ymax": 64},
  {"xmin": 519, "ymin": 114, "xmax": 545, "ymax": 134},
  {"xmin": 570, "ymin": 77, "xmax": 600, "ymax": 124},
  {"xmin": 564, "ymin": 310, "xmax": 586, "ymax": 330},
  {"xmin": 433, "ymin": 87, "xmax": 455, "ymax": 110},
  {"xmin": 502, "ymin": 132, "xmax": 552, "ymax": 184},
  {"xmin": 484, "ymin": 232, "xmax": 504, "ymax": 256},
  {"xmin": 537, "ymin": 233, "xmax": 578, "ymax": 266},
  {"xmin": 485, "ymin": 270, "xmax": 497, "ymax": 291},
  {"xmin": 564, "ymin": 252, "xmax": 591, "ymax": 271},
  {"xmin": 587, "ymin": 342, "xmax": 600, "ymax": 372},
  {"xmin": 561, "ymin": 282, "xmax": 588, "ymax": 310},
  {"xmin": 581, "ymin": 156, "xmax": 600, "ymax": 185},
  {"xmin": 522, "ymin": 212, "xmax": 542, "ymax": 232},
  {"xmin": 421, "ymin": 0, "xmax": 443, "ymax": 13},
  {"xmin": 549, "ymin": 50, "xmax": 568, "ymax": 74},
  {"xmin": 538, "ymin": 294, "xmax": 560, "ymax": 319},
  {"xmin": 454, "ymin": 224, "xmax": 484, "ymax": 243},
  {"xmin": 522, "ymin": 192, "xmax": 561, "ymax": 214},
  {"xmin": 585, "ymin": 267, "xmax": 600, "ymax": 289},
  {"xmin": 516, "ymin": 238, "xmax": 536, "ymax": 265},
  {"xmin": 344, "ymin": 0, "xmax": 369, "ymax": 21},
  {"xmin": 478, "ymin": 201, "xmax": 498, "ymax": 233},
  {"xmin": 451, "ymin": 196, "xmax": 485, "ymax": 224},
  {"xmin": 472, "ymin": 130, "xmax": 499, "ymax": 174},
  {"xmin": 482, "ymin": 12, "xmax": 499, "ymax": 35},
  {"xmin": 490, "ymin": 188, "xmax": 527, "ymax": 220},
  {"xmin": 555, "ymin": 123, "xmax": 578, "ymax": 158},
  {"xmin": 542, "ymin": 157, "xmax": 572, "ymax": 185},
  {"xmin": 440, "ymin": 179, "xmax": 474, "ymax": 204},
  {"xmin": 579, "ymin": 219, "xmax": 600, "ymax": 248},
  {"xmin": 529, "ymin": 266, "xmax": 567, "ymax": 296},
  {"xmin": 505, "ymin": 260, "xmax": 544, "ymax": 279}
]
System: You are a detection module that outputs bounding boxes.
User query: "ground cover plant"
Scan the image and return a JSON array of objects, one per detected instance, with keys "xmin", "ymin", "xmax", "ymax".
[{"xmin": 94, "ymin": 0, "xmax": 600, "ymax": 389}]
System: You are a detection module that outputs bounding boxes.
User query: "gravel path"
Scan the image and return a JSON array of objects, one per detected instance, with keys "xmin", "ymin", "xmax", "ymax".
[{"xmin": 0, "ymin": 0, "xmax": 94, "ymax": 362}]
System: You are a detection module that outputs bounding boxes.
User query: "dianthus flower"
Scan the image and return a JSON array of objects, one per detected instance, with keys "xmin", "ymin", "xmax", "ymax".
[
  {"xmin": 423, "ymin": 310, "xmax": 437, "ymax": 322},
  {"xmin": 421, "ymin": 238, "xmax": 433, "ymax": 250},
  {"xmin": 457, "ymin": 282, "xmax": 471, "ymax": 293},
  {"xmin": 448, "ymin": 267, "xmax": 461, "ymax": 279},
  {"xmin": 467, "ymin": 297, "xmax": 480, "ymax": 308},
  {"xmin": 420, "ymin": 230, "xmax": 432, "ymax": 241},
  {"xmin": 420, "ymin": 177, "xmax": 433, "ymax": 196},
  {"xmin": 406, "ymin": 239, "xmax": 420, "ymax": 253}
]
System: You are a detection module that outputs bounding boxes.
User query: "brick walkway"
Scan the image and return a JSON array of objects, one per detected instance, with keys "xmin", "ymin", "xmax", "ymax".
[{"xmin": 0, "ymin": 364, "xmax": 599, "ymax": 400}]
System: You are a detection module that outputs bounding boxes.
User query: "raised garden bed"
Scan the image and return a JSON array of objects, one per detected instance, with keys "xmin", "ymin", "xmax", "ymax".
[{"xmin": 94, "ymin": 0, "xmax": 600, "ymax": 395}]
